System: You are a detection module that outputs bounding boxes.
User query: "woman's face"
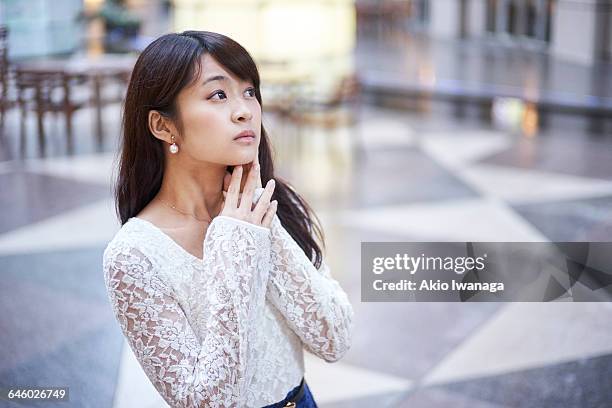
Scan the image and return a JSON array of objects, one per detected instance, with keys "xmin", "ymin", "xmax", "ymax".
[{"xmin": 173, "ymin": 53, "xmax": 261, "ymax": 166}]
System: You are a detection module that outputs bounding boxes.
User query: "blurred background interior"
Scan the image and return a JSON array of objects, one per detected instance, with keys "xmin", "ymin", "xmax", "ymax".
[{"xmin": 1, "ymin": 0, "xmax": 611, "ymax": 407}]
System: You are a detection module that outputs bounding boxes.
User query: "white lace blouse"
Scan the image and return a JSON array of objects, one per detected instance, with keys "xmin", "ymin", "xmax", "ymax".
[{"xmin": 102, "ymin": 209, "xmax": 354, "ymax": 407}]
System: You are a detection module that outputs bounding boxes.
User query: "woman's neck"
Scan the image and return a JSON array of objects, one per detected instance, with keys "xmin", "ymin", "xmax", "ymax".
[{"xmin": 156, "ymin": 161, "xmax": 226, "ymax": 221}]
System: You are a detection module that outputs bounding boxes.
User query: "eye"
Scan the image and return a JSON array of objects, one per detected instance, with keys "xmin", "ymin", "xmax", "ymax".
[
  {"xmin": 209, "ymin": 90, "xmax": 227, "ymax": 100},
  {"xmin": 244, "ymin": 87, "xmax": 256, "ymax": 98}
]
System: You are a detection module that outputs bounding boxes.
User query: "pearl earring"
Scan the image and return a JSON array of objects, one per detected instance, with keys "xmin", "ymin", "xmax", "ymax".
[{"xmin": 169, "ymin": 135, "xmax": 179, "ymax": 154}]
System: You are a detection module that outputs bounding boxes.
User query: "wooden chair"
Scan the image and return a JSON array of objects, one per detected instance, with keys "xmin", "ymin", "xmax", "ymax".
[
  {"xmin": 287, "ymin": 73, "xmax": 364, "ymax": 158},
  {"xmin": 289, "ymin": 74, "xmax": 362, "ymax": 124},
  {"xmin": 15, "ymin": 69, "xmax": 90, "ymax": 155},
  {"xmin": 90, "ymin": 69, "xmax": 131, "ymax": 149}
]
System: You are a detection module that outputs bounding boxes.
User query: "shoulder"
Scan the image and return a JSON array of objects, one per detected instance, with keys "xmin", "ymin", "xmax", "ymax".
[{"xmin": 103, "ymin": 218, "xmax": 157, "ymax": 275}]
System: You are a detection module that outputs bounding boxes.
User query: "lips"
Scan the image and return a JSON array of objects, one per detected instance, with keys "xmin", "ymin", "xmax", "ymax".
[{"xmin": 234, "ymin": 130, "xmax": 255, "ymax": 140}]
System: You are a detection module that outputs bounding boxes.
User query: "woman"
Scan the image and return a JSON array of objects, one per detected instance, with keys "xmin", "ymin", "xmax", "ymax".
[{"xmin": 102, "ymin": 31, "xmax": 354, "ymax": 408}]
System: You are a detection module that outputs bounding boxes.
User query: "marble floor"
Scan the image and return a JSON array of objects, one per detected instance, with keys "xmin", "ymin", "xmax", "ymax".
[{"xmin": 0, "ymin": 98, "xmax": 611, "ymax": 408}]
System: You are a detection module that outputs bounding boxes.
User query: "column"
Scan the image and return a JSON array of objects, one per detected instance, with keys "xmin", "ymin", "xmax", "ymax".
[
  {"xmin": 429, "ymin": 0, "xmax": 462, "ymax": 38},
  {"xmin": 551, "ymin": 0, "xmax": 607, "ymax": 64}
]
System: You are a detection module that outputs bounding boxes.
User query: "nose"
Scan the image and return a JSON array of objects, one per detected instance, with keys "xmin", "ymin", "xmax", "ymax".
[{"xmin": 231, "ymin": 100, "xmax": 253, "ymax": 123}]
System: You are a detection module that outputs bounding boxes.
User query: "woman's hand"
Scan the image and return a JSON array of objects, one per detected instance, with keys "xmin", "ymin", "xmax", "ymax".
[
  {"xmin": 223, "ymin": 146, "xmax": 263, "ymax": 193},
  {"xmin": 222, "ymin": 146, "xmax": 264, "ymax": 208},
  {"xmin": 220, "ymin": 163, "xmax": 277, "ymax": 228}
]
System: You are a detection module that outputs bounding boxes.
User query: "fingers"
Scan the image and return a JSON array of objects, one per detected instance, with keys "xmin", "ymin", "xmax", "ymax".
[
  {"xmin": 222, "ymin": 170, "xmax": 232, "ymax": 192},
  {"xmin": 252, "ymin": 178, "xmax": 275, "ymax": 221},
  {"xmin": 239, "ymin": 162, "xmax": 259, "ymax": 212},
  {"xmin": 219, "ymin": 154, "xmax": 277, "ymax": 229},
  {"xmin": 261, "ymin": 200, "xmax": 277, "ymax": 228},
  {"xmin": 251, "ymin": 187, "xmax": 265, "ymax": 209},
  {"xmin": 254, "ymin": 145, "xmax": 262, "ymax": 189},
  {"xmin": 223, "ymin": 165, "xmax": 242, "ymax": 209}
]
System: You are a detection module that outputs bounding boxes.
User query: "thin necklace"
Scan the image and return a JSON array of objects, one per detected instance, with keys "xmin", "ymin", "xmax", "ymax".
[{"xmin": 158, "ymin": 198, "xmax": 213, "ymax": 223}]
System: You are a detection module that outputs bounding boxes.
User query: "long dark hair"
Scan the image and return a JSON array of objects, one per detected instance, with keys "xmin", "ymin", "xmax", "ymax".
[{"xmin": 115, "ymin": 31, "xmax": 324, "ymax": 268}]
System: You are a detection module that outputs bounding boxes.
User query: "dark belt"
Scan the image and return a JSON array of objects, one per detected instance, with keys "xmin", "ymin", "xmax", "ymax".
[{"xmin": 283, "ymin": 378, "xmax": 306, "ymax": 408}]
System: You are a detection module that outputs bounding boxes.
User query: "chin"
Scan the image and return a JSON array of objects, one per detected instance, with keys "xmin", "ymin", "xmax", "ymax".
[
  {"xmin": 226, "ymin": 159, "xmax": 253, "ymax": 167},
  {"xmin": 230, "ymin": 151, "xmax": 257, "ymax": 164}
]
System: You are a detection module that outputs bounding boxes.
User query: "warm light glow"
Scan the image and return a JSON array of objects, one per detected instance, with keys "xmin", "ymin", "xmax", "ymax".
[
  {"xmin": 172, "ymin": 0, "xmax": 356, "ymax": 83},
  {"xmin": 84, "ymin": 0, "xmax": 105, "ymax": 10},
  {"xmin": 418, "ymin": 63, "xmax": 436, "ymax": 87},
  {"xmin": 523, "ymin": 71, "xmax": 540, "ymax": 101},
  {"xmin": 522, "ymin": 102, "xmax": 539, "ymax": 138}
]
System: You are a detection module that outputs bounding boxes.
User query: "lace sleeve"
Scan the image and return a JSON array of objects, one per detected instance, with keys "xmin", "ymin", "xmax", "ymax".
[
  {"xmin": 103, "ymin": 216, "xmax": 271, "ymax": 408},
  {"xmin": 266, "ymin": 214, "xmax": 354, "ymax": 362}
]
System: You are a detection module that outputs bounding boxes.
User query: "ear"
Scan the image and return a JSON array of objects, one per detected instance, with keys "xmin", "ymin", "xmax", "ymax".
[{"xmin": 148, "ymin": 110, "xmax": 177, "ymax": 144}]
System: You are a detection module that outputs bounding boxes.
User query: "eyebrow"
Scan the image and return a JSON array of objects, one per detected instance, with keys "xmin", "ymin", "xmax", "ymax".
[{"xmin": 202, "ymin": 75, "xmax": 228, "ymax": 86}]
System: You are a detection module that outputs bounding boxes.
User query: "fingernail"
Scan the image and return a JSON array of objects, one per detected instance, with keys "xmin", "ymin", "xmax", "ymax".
[
  {"xmin": 255, "ymin": 164, "xmax": 260, "ymax": 171},
  {"xmin": 268, "ymin": 179, "xmax": 275, "ymax": 187}
]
